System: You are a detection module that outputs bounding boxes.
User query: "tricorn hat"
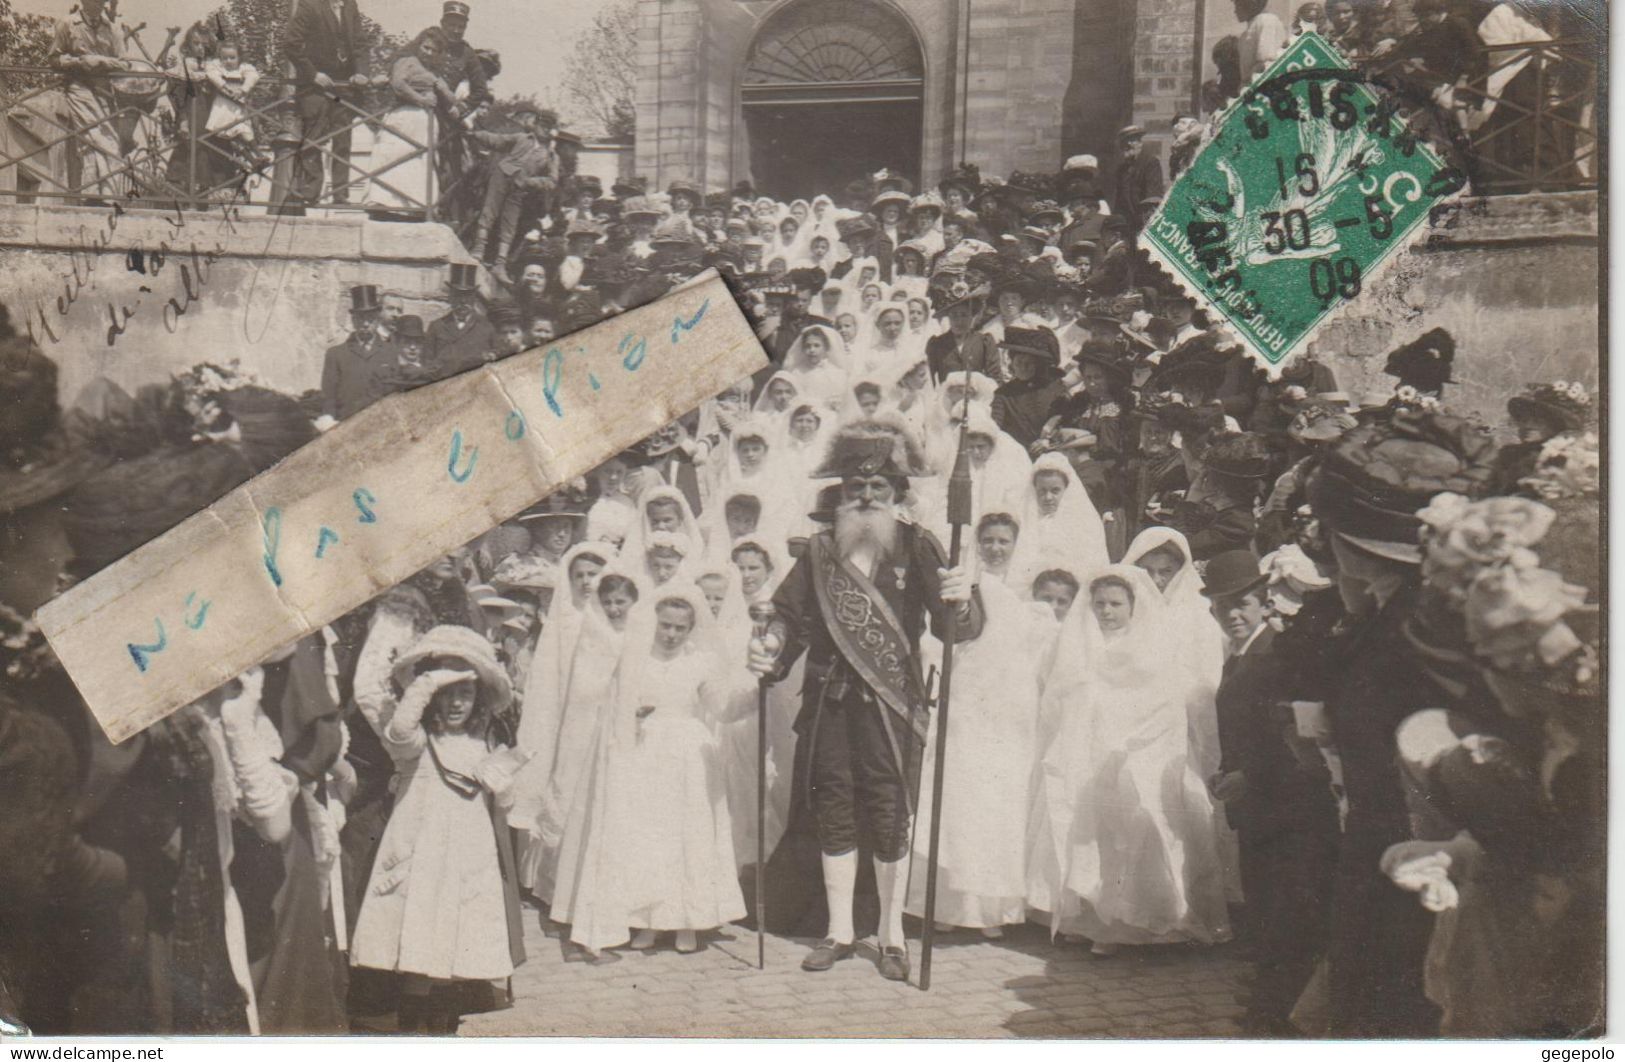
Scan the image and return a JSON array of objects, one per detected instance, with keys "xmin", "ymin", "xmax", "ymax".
[{"xmin": 810, "ymin": 415, "xmax": 934, "ymax": 480}]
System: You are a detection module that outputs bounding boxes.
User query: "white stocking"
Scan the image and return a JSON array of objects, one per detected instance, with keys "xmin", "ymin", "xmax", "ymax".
[
  {"xmin": 821, "ymin": 850, "xmax": 857, "ymax": 945},
  {"xmin": 874, "ymin": 854, "xmax": 909, "ymax": 950}
]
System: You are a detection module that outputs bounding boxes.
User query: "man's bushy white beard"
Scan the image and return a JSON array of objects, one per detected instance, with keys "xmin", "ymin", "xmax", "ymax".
[{"xmin": 835, "ymin": 498, "xmax": 899, "ymax": 560}]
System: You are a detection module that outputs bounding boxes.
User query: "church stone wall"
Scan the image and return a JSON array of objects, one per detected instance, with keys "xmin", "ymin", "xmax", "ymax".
[
  {"xmin": 1130, "ymin": 0, "xmax": 1200, "ymax": 170},
  {"xmin": 963, "ymin": 0, "xmax": 1077, "ymax": 178}
]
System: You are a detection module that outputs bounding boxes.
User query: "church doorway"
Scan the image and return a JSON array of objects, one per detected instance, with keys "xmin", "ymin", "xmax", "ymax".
[{"xmin": 741, "ymin": 0, "xmax": 925, "ymax": 202}]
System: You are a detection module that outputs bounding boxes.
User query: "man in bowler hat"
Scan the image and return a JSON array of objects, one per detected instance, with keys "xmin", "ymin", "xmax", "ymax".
[{"xmin": 1204, "ymin": 550, "xmax": 1338, "ymax": 1036}]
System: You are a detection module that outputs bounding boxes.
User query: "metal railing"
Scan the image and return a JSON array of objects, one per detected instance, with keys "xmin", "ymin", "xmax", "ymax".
[
  {"xmin": 0, "ymin": 65, "xmax": 440, "ymax": 214},
  {"xmin": 1361, "ymin": 36, "xmax": 1597, "ymax": 195}
]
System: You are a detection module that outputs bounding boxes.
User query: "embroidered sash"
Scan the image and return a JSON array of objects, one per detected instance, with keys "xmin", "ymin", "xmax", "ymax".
[{"xmin": 809, "ymin": 533, "xmax": 927, "ymax": 743}]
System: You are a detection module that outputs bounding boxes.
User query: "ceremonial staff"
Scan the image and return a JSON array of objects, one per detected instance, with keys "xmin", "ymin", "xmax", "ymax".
[
  {"xmin": 919, "ymin": 367, "xmax": 975, "ymax": 990},
  {"xmin": 748, "ymin": 600, "xmax": 777, "ymax": 971}
]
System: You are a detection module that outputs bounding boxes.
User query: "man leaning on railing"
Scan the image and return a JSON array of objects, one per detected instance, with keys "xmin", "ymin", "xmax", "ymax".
[
  {"xmin": 281, "ymin": 0, "xmax": 371, "ymax": 212},
  {"xmin": 50, "ymin": 0, "xmax": 132, "ymax": 202}
]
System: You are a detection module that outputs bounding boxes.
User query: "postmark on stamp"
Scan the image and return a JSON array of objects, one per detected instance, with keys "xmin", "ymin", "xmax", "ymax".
[{"xmin": 1142, "ymin": 32, "xmax": 1466, "ymax": 377}]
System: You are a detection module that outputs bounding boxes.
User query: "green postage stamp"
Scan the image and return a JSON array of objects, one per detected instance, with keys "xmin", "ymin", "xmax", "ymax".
[{"xmin": 1142, "ymin": 32, "xmax": 1465, "ymax": 376}]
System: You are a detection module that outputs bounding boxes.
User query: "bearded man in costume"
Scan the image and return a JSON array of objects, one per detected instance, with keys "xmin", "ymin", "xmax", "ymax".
[{"xmin": 748, "ymin": 418, "xmax": 980, "ymax": 982}]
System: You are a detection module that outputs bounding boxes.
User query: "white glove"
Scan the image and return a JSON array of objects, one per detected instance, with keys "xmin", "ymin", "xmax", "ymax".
[
  {"xmin": 938, "ymin": 566, "xmax": 973, "ymax": 605},
  {"xmin": 746, "ymin": 633, "xmax": 782, "ymax": 678}
]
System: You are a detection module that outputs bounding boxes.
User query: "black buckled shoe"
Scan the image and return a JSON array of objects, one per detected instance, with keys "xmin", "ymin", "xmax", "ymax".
[
  {"xmin": 877, "ymin": 945, "xmax": 910, "ymax": 982},
  {"xmin": 801, "ymin": 938, "xmax": 856, "ymax": 972}
]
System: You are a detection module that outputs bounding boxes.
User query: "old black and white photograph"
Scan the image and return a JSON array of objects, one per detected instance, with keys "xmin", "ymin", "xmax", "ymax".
[{"xmin": 0, "ymin": 0, "xmax": 1606, "ymax": 1044}]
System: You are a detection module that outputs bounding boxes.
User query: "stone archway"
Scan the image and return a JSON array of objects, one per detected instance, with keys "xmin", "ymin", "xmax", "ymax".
[{"xmin": 741, "ymin": 0, "xmax": 925, "ymax": 201}]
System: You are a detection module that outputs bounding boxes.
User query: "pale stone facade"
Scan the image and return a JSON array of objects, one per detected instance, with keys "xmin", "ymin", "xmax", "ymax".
[{"xmin": 633, "ymin": 0, "xmax": 1211, "ymax": 199}]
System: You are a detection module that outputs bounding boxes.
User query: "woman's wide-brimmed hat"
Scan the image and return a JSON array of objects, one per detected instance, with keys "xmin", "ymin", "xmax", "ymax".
[
  {"xmin": 1026, "ymin": 199, "xmax": 1065, "ymax": 226},
  {"xmin": 811, "ymin": 415, "xmax": 934, "ymax": 480},
  {"xmin": 938, "ymin": 163, "xmax": 981, "ymax": 199},
  {"xmin": 1202, "ymin": 431, "xmax": 1275, "ymax": 479},
  {"xmin": 1199, "ymin": 549, "xmax": 1269, "ymax": 599},
  {"xmin": 391, "ymin": 624, "xmax": 512, "ymax": 712},
  {"xmin": 1383, "ymin": 327, "xmax": 1456, "ymax": 392},
  {"xmin": 621, "ymin": 195, "xmax": 663, "ymax": 222},
  {"xmin": 909, "ymin": 192, "xmax": 944, "ymax": 214},
  {"xmin": 1506, "ymin": 381, "xmax": 1592, "ymax": 433},
  {"xmin": 871, "ymin": 188, "xmax": 911, "ymax": 212},
  {"xmin": 1073, "ymin": 339, "xmax": 1132, "ymax": 382},
  {"xmin": 1000, "ymin": 324, "xmax": 1062, "ymax": 366},
  {"xmin": 835, "ymin": 214, "xmax": 878, "ymax": 242},
  {"xmin": 872, "ymin": 168, "xmax": 914, "ymax": 195},
  {"xmin": 1308, "ymin": 408, "xmax": 1498, "ymax": 563},
  {"xmin": 1287, "ymin": 401, "xmax": 1359, "ymax": 444},
  {"xmin": 666, "ymin": 179, "xmax": 702, "ymax": 202}
]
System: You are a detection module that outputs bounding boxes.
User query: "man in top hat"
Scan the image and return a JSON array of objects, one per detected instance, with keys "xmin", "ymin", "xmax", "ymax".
[
  {"xmin": 320, "ymin": 284, "xmax": 390, "ymax": 421},
  {"xmin": 749, "ymin": 418, "xmax": 980, "ymax": 983},
  {"xmin": 1112, "ymin": 125, "xmax": 1165, "ymax": 231},
  {"xmin": 282, "ymin": 0, "xmax": 371, "ymax": 211},
  {"xmin": 429, "ymin": 263, "xmax": 496, "ymax": 377},
  {"xmin": 1202, "ymin": 549, "xmax": 1338, "ymax": 1036},
  {"xmin": 469, "ymin": 104, "xmax": 559, "ymax": 282}
]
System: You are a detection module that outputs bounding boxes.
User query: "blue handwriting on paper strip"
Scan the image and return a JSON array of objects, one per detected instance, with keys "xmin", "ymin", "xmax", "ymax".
[
  {"xmin": 121, "ymin": 290, "xmax": 721, "ymax": 674},
  {"xmin": 182, "ymin": 592, "xmax": 210, "ymax": 630},
  {"xmin": 261, "ymin": 507, "xmax": 283, "ymax": 587},
  {"xmin": 127, "ymin": 618, "xmax": 167, "ymax": 672},
  {"xmin": 447, "ymin": 430, "xmax": 477, "ymax": 482},
  {"xmin": 353, "ymin": 487, "xmax": 377, "ymax": 523},
  {"xmin": 670, "ymin": 299, "xmax": 709, "ymax": 344}
]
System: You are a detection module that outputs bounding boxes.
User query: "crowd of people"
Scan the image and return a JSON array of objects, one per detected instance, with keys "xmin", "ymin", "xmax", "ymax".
[
  {"xmin": 1201, "ymin": 0, "xmax": 1596, "ymax": 191},
  {"xmin": 4, "ymin": 3, "xmax": 1605, "ymax": 1031}
]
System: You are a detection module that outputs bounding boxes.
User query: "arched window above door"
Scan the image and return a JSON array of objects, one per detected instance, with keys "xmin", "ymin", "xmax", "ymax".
[{"xmin": 744, "ymin": 0, "xmax": 924, "ymax": 87}]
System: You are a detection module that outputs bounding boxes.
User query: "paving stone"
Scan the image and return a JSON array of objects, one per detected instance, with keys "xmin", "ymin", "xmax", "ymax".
[{"xmin": 460, "ymin": 907, "xmax": 1250, "ymax": 1038}]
